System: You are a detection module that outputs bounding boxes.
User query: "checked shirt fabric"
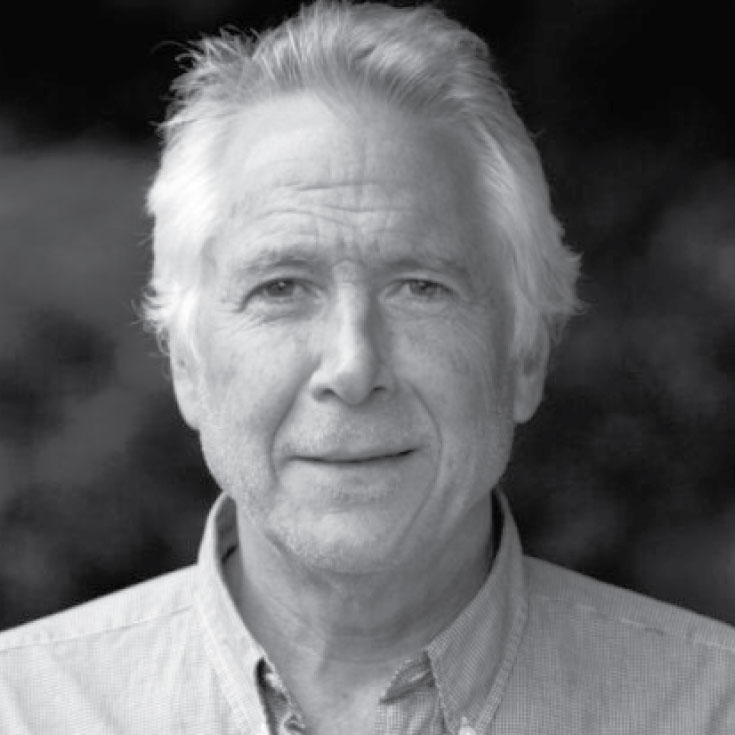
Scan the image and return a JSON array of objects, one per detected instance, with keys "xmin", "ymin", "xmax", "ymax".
[{"xmin": 1, "ymin": 491, "xmax": 735, "ymax": 734}]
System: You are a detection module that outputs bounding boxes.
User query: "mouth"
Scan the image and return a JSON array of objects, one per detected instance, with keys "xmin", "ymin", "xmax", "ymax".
[{"xmin": 302, "ymin": 449, "xmax": 415, "ymax": 465}]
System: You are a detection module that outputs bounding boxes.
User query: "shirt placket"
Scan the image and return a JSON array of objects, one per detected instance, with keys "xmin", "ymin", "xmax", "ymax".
[{"xmin": 371, "ymin": 656, "xmax": 447, "ymax": 735}]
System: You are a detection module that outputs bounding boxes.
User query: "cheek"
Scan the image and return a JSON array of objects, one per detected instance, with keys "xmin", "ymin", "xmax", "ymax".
[
  {"xmin": 404, "ymin": 314, "xmax": 511, "ymax": 415},
  {"xmin": 402, "ymin": 318, "xmax": 515, "ymax": 481},
  {"xmin": 198, "ymin": 325, "xmax": 312, "ymax": 440},
  {"xmin": 195, "ymin": 330, "xmax": 313, "ymax": 508}
]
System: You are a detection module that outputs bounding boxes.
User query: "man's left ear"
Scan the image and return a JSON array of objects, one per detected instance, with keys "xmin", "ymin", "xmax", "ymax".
[{"xmin": 512, "ymin": 329, "xmax": 549, "ymax": 424}]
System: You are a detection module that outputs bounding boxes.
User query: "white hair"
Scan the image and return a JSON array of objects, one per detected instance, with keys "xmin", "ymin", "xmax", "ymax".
[{"xmin": 145, "ymin": 0, "xmax": 580, "ymax": 359}]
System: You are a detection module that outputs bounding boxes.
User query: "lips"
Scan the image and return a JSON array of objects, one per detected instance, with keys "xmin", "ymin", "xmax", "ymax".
[{"xmin": 301, "ymin": 449, "xmax": 414, "ymax": 463}]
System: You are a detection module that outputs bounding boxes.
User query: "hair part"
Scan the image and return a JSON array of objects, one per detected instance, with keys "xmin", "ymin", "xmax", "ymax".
[{"xmin": 145, "ymin": 0, "xmax": 581, "ymax": 360}]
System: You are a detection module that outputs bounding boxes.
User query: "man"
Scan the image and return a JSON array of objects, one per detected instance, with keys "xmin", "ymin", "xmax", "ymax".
[{"xmin": 1, "ymin": 2, "xmax": 734, "ymax": 733}]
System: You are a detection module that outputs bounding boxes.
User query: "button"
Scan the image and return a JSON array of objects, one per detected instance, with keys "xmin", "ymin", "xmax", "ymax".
[{"xmin": 458, "ymin": 717, "xmax": 476, "ymax": 735}]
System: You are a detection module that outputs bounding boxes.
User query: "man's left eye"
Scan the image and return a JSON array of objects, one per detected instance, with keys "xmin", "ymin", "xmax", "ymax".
[{"xmin": 404, "ymin": 279, "xmax": 450, "ymax": 299}]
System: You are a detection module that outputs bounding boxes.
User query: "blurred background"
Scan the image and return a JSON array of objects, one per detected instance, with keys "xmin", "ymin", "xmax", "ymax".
[{"xmin": 1, "ymin": 0, "xmax": 733, "ymax": 629}]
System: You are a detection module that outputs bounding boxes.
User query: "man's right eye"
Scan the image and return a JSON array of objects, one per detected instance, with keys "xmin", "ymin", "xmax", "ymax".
[
  {"xmin": 239, "ymin": 278, "xmax": 317, "ymax": 315},
  {"xmin": 255, "ymin": 279, "xmax": 300, "ymax": 299}
]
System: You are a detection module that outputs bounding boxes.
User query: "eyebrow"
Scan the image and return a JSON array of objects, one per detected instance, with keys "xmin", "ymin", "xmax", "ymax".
[
  {"xmin": 219, "ymin": 248, "xmax": 320, "ymax": 286},
  {"xmin": 221, "ymin": 245, "xmax": 474, "ymax": 285},
  {"xmin": 229, "ymin": 249, "xmax": 314, "ymax": 273},
  {"xmin": 377, "ymin": 255, "xmax": 472, "ymax": 282}
]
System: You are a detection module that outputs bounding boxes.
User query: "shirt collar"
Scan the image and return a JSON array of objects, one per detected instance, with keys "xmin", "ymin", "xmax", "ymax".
[
  {"xmin": 194, "ymin": 493, "xmax": 268, "ymax": 734},
  {"xmin": 426, "ymin": 491, "xmax": 528, "ymax": 732},
  {"xmin": 194, "ymin": 491, "xmax": 528, "ymax": 734}
]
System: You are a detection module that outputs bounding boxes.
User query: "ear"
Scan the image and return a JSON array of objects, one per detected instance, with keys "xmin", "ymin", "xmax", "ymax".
[
  {"xmin": 511, "ymin": 329, "xmax": 549, "ymax": 424},
  {"xmin": 169, "ymin": 343, "xmax": 202, "ymax": 432}
]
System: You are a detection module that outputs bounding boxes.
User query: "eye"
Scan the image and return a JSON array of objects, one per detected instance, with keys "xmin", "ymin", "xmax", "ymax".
[
  {"xmin": 255, "ymin": 278, "xmax": 300, "ymax": 300},
  {"xmin": 242, "ymin": 277, "xmax": 318, "ymax": 315},
  {"xmin": 404, "ymin": 279, "xmax": 451, "ymax": 299}
]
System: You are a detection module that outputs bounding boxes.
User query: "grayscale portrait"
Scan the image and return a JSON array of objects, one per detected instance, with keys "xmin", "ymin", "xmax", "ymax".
[{"xmin": 1, "ymin": 2, "xmax": 734, "ymax": 733}]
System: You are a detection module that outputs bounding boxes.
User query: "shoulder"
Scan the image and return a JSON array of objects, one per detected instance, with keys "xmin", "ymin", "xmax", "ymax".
[
  {"xmin": 492, "ymin": 556, "xmax": 735, "ymax": 732},
  {"xmin": 0, "ymin": 566, "xmax": 232, "ymax": 734},
  {"xmin": 524, "ymin": 555, "xmax": 735, "ymax": 659},
  {"xmin": 0, "ymin": 565, "xmax": 195, "ymax": 655}
]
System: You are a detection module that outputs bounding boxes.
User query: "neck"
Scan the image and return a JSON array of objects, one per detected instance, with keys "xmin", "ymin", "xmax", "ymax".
[{"xmin": 226, "ymin": 496, "xmax": 493, "ymax": 687}]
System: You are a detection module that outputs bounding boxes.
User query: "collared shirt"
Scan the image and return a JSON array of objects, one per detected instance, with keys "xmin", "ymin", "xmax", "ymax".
[{"xmin": 1, "ymin": 492, "xmax": 735, "ymax": 734}]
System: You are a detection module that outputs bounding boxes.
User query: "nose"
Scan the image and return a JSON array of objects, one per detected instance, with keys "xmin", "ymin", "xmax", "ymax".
[{"xmin": 309, "ymin": 292, "xmax": 390, "ymax": 405}]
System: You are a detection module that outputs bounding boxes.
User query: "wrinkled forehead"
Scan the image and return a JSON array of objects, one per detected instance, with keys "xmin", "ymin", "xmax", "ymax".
[
  {"xmin": 224, "ymin": 95, "xmax": 473, "ymax": 193},
  {"xmin": 213, "ymin": 92, "xmax": 495, "ymax": 256}
]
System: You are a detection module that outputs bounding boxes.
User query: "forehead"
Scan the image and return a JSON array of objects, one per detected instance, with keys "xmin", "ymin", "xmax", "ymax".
[
  {"xmin": 223, "ymin": 93, "xmax": 470, "ymax": 185},
  {"xmin": 214, "ymin": 93, "xmax": 493, "ymax": 269}
]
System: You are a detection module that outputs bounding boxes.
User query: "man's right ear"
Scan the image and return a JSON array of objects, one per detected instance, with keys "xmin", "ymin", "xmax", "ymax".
[{"xmin": 169, "ymin": 345, "xmax": 202, "ymax": 432}]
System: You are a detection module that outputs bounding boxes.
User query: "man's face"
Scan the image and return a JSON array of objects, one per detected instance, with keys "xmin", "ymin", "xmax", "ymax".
[{"xmin": 173, "ymin": 93, "xmax": 544, "ymax": 573}]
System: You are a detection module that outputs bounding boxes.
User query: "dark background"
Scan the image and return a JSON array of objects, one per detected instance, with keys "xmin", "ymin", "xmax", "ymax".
[{"xmin": 1, "ymin": 0, "xmax": 733, "ymax": 630}]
